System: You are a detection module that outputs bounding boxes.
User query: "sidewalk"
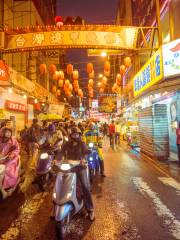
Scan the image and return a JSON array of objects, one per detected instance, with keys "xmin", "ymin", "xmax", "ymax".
[{"xmin": 119, "ymin": 141, "xmax": 180, "ymax": 182}]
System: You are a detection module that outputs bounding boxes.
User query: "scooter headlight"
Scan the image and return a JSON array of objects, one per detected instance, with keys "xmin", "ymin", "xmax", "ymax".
[
  {"xmin": 40, "ymin": 153, "xmax": 49, "ymax": 159},
  {"xmin": 60, "ymin": 163, "xmax": 71, "ymax": 171},
  {"xmin": 89, "ymin": 143, "xmax": 94, "ymax": 148},
  {"xmin": 89, "ymin": 157, "xmax": 93, "ymax": 161},
  {"xmin": 64, "ymin": 136, "xmax": 69, "ymax": 142}
]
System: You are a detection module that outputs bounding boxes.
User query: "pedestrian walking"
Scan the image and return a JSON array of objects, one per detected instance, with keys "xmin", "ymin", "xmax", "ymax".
[
  {"xmin": 108, "ymin": 120, "xmax": 115, "ymax": 149},
  {"xmin": 176, "ymin": 122, "xmax": 180, "ymax": 167},
  {"xmin": 115, "ymin": 121, "xmax": 121, "ymax": 146}
]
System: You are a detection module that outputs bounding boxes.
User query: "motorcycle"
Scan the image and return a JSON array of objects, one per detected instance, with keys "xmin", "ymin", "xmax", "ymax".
[
  {"xmin": 0, "ymin": 146, "xmax": 21, "ymax": 199},
  {"xmin": 52, "ymin": 160, "xmax": 86, "ymax": 239},
  {"xmin": 86, "ymin": 142, "xmax": 100, "ymax": 183},
  {"xmin": 35, "ymin": 139, "xmax": 64, "ymax": 191}
]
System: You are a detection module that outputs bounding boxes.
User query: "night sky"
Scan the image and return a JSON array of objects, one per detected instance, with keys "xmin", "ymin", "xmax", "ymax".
[{"xmin": 56, "ymin": 0, "xmax": 119, "ymax": 91}]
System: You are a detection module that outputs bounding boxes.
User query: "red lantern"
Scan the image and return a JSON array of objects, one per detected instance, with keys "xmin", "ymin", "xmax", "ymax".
[
  {"xmin": 67, "ymin": 64, "xmax": 73, "ymax": 75},
  {"xmin": 104, "ymin": 60, "xmax": 110, "ymax": 72},
  {"xmin": 56, "ymin": 89, "xmax": 61, "ymax": 96},
  {"xmin": 124, "ymin": 57, "xmax": 132, "ymax": 68},
  {"xmin": 73, "ymin": 70, "xmax": 79, "ymax": 80},
  {"xmin": 39, "ymin": 64, "xmax": 47, "ymax": 75},
  {"xmin": 73, "ymin": 80, "xmax": 79, "ymax": 88},
  {"xmin": 120, "ymin": 65, "xmax": 126, "ymax": 75},
  {"xmin": 74, "ymin": 86, "xmax": 79, "ymax": 93},
  {"xmin": 58, "ymin": 79, "xmax": 64, "ymax": 88},
  {"xmin": 53, "ymin": 71, "xmax": 58, "ymax": 80},
  {"xmin": 49, "ymin": 64, "xmax": 56, "ymax": 75},
  {"xmin": 69, "ymin": 84, "xmax": 73, "ymax": 91},
  {"xmin": 87, "ymin": 63, "xmax": 93, "ymax": 74},
  {"xmin": 88, "ymin": 79, "xmax": 94, "ymax": 87},
  {"xmin": 89, "ymin": 70, "xmax": 94, "ymax": 79},
  {"xmin": 57, "ymin": 70, "xmax": 64, "ymax": 80},
  {"xmin": 104, "ymin": 70, "xmax": 110, "ymax": 77},
  {"xmin": 65, "ymin": 79, "xmax": 70, "ymax": 87},
  {"xmin": 55, "ymin": 16, "xmax": 64, "ymax": 27},
  {"xmin": 116, "ymin": 74, "xmax": 121, "ymax": 86},
  {"xmin": 102, "ymin": 76, "xmax": 107, "ymax": 85}
]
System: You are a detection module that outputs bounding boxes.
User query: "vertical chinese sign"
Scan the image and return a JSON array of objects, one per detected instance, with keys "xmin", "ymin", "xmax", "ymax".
[{"xmin": 0, "ymin": 60, "xmax": 10, "ymax": 86}]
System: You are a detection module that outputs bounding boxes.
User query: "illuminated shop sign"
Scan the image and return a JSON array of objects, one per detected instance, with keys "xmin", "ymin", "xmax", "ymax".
[
  {"xmin": 133, "ymin": 48, "xmax": 163, "ymax": 97},
  {"xmin": 162, "ymin": 39, "xmax": 180, "ymax": 78},
  {"xmin": 6, "ymin": 100, "xmax": 26, "ymax": 112}
]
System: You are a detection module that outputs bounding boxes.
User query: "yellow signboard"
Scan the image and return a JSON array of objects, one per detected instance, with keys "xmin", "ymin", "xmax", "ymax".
[
  {"xmin": 5, "ymin": 26, "xmax": 138, "ymax": 52},
  {"xmin": 0, "ymin": 109, "xmax": 6, "ymax": 119},
  {"xmin": 133, "ymin": 48, "xmax": 163, "ymax": 97}
]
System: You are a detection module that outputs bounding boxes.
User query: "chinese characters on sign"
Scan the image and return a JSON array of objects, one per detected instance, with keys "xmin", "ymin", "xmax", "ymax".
[
  {"xmin": 6, "ymin": 100, "xmax": 26, "ymax": 112},
  {"xmin": 162, "ymin": 39, "xmax": 180, "ymax": 77},
  {"xmin": 98, "ymin": 95, "xmax": 117, "ymax": 113},
  {"xmin": 0, "ymin": 60, "xmax": 9, "ymax": 82},
  {"xmin": 133, "ymin": 48, "xmax": 163, "ymax": 97}
]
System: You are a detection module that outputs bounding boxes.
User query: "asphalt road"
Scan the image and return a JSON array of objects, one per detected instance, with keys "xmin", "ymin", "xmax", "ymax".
[{"xmin": 1, "ymin": 140, "xmax": 180, "ymax": 240}]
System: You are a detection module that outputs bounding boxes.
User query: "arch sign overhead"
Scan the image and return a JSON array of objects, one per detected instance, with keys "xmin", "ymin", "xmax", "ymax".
[{"xmin": 0, "ymin": 25, "xmax": 138, "ymax": 52}]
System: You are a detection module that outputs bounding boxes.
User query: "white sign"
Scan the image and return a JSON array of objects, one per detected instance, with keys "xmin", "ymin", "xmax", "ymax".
[{"xmin": 162, "ymin": 39, "xmax": 180, "ymax": 78}]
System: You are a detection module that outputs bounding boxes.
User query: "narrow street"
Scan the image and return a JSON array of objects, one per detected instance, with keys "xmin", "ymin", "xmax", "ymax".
[{"xmin": 1, "ymin": 141, "xmax": 180, "ymax": 240}]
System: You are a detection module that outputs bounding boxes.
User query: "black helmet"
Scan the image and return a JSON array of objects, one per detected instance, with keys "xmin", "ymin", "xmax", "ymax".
[{"xmin": 70, "ymin": 127, "xmax": 81, "ymax": 141}]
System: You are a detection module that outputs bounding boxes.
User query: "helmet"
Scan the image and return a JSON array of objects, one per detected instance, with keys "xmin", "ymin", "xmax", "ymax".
[
  {"xmin": 2, "ymin": 127, "xmax": 13, "ymax": 137},
  {"xmin": 48, "ymin": 124, "xmax": 56, "ymax": 133},
  {"xmin": 70, "ymin": 127, "xmax": 81, "ymax": 141}
]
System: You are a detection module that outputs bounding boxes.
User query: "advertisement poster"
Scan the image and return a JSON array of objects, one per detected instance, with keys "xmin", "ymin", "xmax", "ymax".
[{"xmin": 98, "ymin": 94, "xmax": 117, "ymax": 113}]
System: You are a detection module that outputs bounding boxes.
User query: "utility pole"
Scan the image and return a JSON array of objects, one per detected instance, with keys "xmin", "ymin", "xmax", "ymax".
[{"xmin": 155, "ymin": 0, "xmax": 162, "ymax": 46}]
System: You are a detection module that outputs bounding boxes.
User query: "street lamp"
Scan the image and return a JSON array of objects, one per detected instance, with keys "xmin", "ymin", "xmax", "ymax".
[{"xmin": 99, "ymin": 74, "xmax": 103, "ymax": 78}]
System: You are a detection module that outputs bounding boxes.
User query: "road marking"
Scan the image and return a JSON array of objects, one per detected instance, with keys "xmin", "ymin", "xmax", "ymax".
[
  {"xmin": 132, "ymin": 177, "xmax": 180, "ymax": 240},
  {"xmin": 0, "ymin": 192, "xmax": 47, "ymax": 240},
  {"xmin": 159, "ymin": 177, "xmax": 180, "ymax": 195}
]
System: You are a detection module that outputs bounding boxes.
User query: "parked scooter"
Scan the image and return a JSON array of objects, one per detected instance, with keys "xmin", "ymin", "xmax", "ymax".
[
  {"xmin": 0, "ymin": 146, "xmax": 21, "ymax": 199},
  {"xmin": 86, "ymin": 142, "xmax": 100, "ymax": 183},
  {"xmin": 52, "ymin": 160, "xmax": 87, "ymax": 239}
]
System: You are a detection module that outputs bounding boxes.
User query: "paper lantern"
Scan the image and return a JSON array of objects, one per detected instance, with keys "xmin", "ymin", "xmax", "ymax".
[
  {"xmin": 57, "ymin": 70, "xmax": 64, "ymax": 80},
  {"xmin": 120, "ymin": 65, "xmax": 126, "ymax": 75},
  {"xmin": 104, "ymin": 60, "xmax": 110, "ymax": 72},
  {"xmin": 124, "ymin": 57, "xmax": 132, "ymax": 68},
  {"xmin": 69, "ymin": 84, "xmax": 73, "ymax": 91},
  {"xmin": 65, "ymin": 79, "xmax": 70, "ymax": 87},
  {"xmin": 74, "ymin": 86, "xmax": 79, "ymax": 93},
  {"xmin": 78, "ymin": 89, "xmax": 83, "ymax": 96},
  {"xmin": 102, "ymin": 76, "xmax": 107, "ymax": 85},
  {"xmin": 87, "ymin": 63, "xmax": 93, "ymax": 74},
  {"xmin": 73, "ymin": 80, "xmax": 79, "ymax": 88},
  {"xmin": 88, "ymin": 79, "xmax": 94, "ymax": 87},
  {"xmin": 49, "ymin": 64, "xmax": 56, "ymax": 75},
  {"xmin": 99, "ymin": 88, "xmax": 104, "ymax": 93},
  {"xmin": 56, "ymin": 89, "xmax": 61, "ymax": 96},
  {"xmin": 67, "ymin": 64, "xmax": 73, "ymax": 75},
  {"xmin": 89, "ymin": 70, "xmax": 94, "ymax": 79},
  {"xmin": 73, "ymin": 70, "xmax": 79, "ymax": 80},
  {"xmin": 52, "ymin": 85, "xmax": 57, "ymax": 93},
  {"xmin": 88, "ymin": 84, "xmax": 93, "ymax": 91},
  {"xmin": 58, "ymin": 79, "xmax": 64, "ymax": 88},
  {"xmin": 104, "ymin": 70, "xmax": 110, "ymax": 77},
  {"xmin": 39, "ymin": 64, "xmax": 47, "ymax": 75},
  {"xmin": 65, "ymin": 90, "xmax": 72, "ymax": 97},
  {"xmin": 53, "ymin": 72, "xmax": 58, "ymax": 80}
]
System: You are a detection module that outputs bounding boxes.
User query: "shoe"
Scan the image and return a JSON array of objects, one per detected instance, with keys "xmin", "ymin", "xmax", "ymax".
[{"xmin": 88, "ymin": 211, "xmax": 95, "ymax": 221}]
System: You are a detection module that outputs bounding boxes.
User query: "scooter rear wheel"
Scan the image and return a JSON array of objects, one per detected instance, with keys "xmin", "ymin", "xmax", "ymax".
[{"xmin": 56, "ymin": 212, "xmax": 71, "ymax": 240}]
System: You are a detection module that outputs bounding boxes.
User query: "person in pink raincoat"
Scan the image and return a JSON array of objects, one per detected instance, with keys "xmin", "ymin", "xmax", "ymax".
[{"xmin": 0, "ymin": 127, "xmax": 20, "ymax": 189}]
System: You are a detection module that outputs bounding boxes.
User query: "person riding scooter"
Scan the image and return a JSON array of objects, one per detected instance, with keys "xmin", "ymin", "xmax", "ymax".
[
  {"xmin": 0, "ymin": 128, "xmax": 20, "ymax": 198},
  {"xmin": 57, "ymin": 126, "xmax": 95, "ymax": 221},
  {"xmin": 83, "ymin": 122, "xmax": 106, "ymax": 177}
]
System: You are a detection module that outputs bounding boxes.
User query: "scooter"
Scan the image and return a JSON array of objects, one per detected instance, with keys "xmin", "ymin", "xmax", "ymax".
[
  {"xmin": 0, "ymin": 146, "xmax": 21, "ymax": 199},
  {"xmin": 35, "ymin": 139, "xmax": 64, "ymax": 191},
  {"xmin": 86, "ymin": 142, "xmax": 100, "ymax": 183},
  {"xmin": 52, "ymin": 160, "xmax": 86, "ymax": 239}
]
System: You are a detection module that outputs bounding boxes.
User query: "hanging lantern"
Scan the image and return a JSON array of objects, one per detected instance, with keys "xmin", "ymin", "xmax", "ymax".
[
  {"xmin": 58, "ymin": 79, "xmax": 64, "ymax": 88},
  {"xmin": 120, "ymin": 65, "xmax": 126, "ymax": 75},
  {"xmin": 73, "ymin": 80, "xmax": 79, "ymax": 88},
  {"xmin": 67, "ymin": 64, "xmax": 73, "ymax": 75},
  {"xmin": 88, "ymin": 84, "xmax": 93, "ymax": 91},
  {"xmin": 104, "ymin": 60, "xmax": 110, "ymax": 72},
  {"xmin": 49, "ymin": 64, "xmax": 57, "ymax": 75},
  {"xmin": 89, "ymin": 70, "xmax": 94, "ymax": 79},
  {"xmin": 116, "ymin": 74, "xmax": 121, "ymax": 86},
  {"xmin": 88, "ymin": 79, "xmax": 94, "ymax": 87},
  {"xmin": 52, "ymin": 85, "xmax": 57, "ymax": 93},
  {"xmin": 99, "ymin": 88, "xmax": 104, "ymax": 93},
  {"xmin": 57, "ymin": 70, "xmax": 64, "ymax": 80},
  {"xmin": 78, "ymin": 89, "xmax": 83, "ymax": 96},
  {"xmin": 65, "ymin": 79, "xmax": 70, "ymax": 87},
  {"xmin": 116, "ymin": 87, "xmax": 121, "ymax": 94},
  {"xmin": 56, "ymin": 89, "xmax": 61, "ymax": 96},
  {"xmin": 87, "ymin": 63, "xmax": 93, "ymax": 74},
  {"xmin": 39, "ymin": 63, "xmax": 47, "ymax": 75},
  {"xmin": 65, "ymin": 90, "xmax": 72, "ymax": 97},
  {"xmin": 74, "ymin": 86, "xmax": 79, "ymax": 93},
  {"xmin": 73, "ymin": 70, "xmax": 79, "ymax": 80},
  {"xmin": 98, "ymin": 82, "xmax": 102, "ymax": 88},
  {"xmin": 124, "ymin": 57, "xmax": 132, "ymax": 68},
  {"xmin": 104, "ymin": 70, "xmax": 110, "ymax": 77},
  {"xmin": 69, "ymin": 84, "xmax": 73, "ymax": 92},
  {"xmin": 102, "ymin": 76, "xmax": 107, "ymax": 85},
  {"xmin": 53, "ymin": 71, "xmax": 58, "ymax": 80}
]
